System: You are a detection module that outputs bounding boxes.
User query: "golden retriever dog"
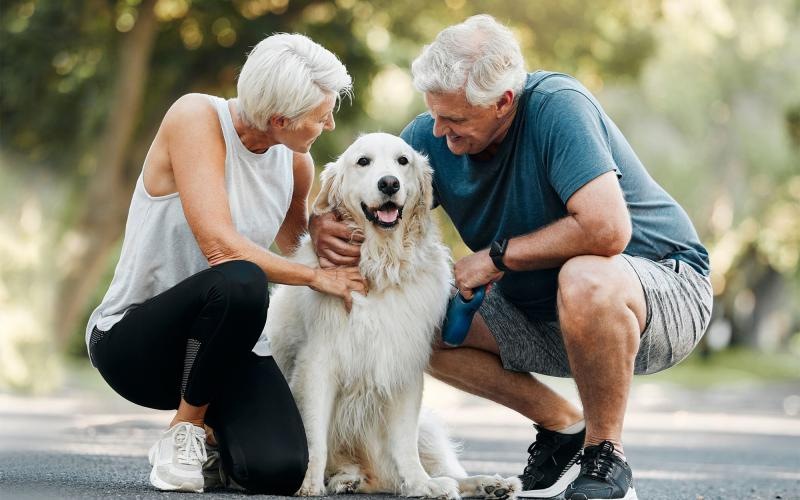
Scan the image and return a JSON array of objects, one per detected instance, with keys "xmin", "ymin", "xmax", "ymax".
[{"xmin": 256, "ymin": 133, "xmax": 520, "ymax": 499}]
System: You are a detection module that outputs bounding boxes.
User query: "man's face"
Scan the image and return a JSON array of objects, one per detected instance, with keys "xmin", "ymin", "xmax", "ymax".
[{"xmin": 424, "ymin": 91, "xmax": 506, "ymax": 156}]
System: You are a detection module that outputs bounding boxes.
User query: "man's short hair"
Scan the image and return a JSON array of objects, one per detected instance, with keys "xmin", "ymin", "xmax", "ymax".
[
  {"xmin": 237, "ymin": 33, "xmax": 352, "ymax": 130},
  {"xmin": 411, "ymin": 15, "xmax": 527, "ymax": 107}
]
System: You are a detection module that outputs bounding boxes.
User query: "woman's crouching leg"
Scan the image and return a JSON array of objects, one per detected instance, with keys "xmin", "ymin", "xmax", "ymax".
[
  {"xmin": 207, "ymin": 353, "xmax": 308, "ymax": 494},
  {"xmin": 182, "ymin": 259, "xmax": 269, "ymax": 407}
]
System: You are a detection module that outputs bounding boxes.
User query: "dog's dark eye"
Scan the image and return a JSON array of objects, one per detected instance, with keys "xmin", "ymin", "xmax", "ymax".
[
  {"xmin": 397, "ymin": 156, "xmax": 409, "ymax": 165},
  {"xmin": 356, "ymin": 157, "xmax": 370, "ymax": 166}
]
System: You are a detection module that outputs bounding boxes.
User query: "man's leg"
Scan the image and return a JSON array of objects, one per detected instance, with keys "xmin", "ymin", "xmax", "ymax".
[
  {"xmin": 428, "ymin": 292, "xmax": 587, "ymax": 497},
  {"xmin": 556, "ymin": 255, "xmax": 647, "ymax": 455},
  {"xmin": 428, "ymin": 313, "xmax": 583, "ymax": 430}
]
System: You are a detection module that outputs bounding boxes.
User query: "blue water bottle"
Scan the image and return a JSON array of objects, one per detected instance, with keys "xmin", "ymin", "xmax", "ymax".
[{"xmin": 441, "ymin": 285, "xmax": 486, "ymax": 347}]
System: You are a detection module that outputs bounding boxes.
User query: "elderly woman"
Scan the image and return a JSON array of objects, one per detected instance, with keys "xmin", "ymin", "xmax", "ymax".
[{"xmin": 85, "ymin": 34, "xmax": 365, "ymax": 494}]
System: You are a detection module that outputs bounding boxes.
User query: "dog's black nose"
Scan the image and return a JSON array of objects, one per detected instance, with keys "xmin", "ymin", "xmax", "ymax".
[{"xmin": 378, "ymin": 175, "xmax": 400, "ymax": 195}]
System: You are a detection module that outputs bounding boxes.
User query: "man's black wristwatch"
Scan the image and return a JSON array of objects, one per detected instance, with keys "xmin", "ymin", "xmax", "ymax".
[{"xmin": 489, "ymin": 238, "xmax": 511, "ymax": 272}]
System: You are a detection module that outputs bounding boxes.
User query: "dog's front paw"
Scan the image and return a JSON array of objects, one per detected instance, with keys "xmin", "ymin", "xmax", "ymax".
[
  {"xmin": 402, "ymin": 476, "xmax": 460, "ymax": 499},
  {"xmin": 458, "ymin": 474, "xmax": 521, "ymax": 499},
  {"xmin": 296, "ymin": 475, "xmax": 326, "ymax": 496}
]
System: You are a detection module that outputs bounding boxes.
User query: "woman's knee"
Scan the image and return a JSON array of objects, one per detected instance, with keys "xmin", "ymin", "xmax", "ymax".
[{"xmin": 211, "ymin": 260, "xmax": 270, "ymax": 314}]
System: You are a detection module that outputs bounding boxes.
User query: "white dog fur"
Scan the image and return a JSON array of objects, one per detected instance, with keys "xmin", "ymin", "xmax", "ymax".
[{"xmin": 263, "ymin": 133, "xmax": 521, "ymax": 499}]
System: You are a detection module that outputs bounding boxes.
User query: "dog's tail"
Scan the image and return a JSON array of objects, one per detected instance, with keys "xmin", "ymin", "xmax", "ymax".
[{"xmin": 418, "ymin": 407, "xmax": 468, "ymax": 478}]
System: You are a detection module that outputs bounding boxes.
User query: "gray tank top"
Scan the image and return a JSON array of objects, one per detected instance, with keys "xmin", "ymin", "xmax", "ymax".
[{"xmin": 85, "ymin": 95, "xmax": 293, "ymax": 357}]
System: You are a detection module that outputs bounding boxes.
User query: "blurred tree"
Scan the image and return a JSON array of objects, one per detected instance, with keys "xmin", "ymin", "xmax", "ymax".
[
  {"xmin": 2, "ymin": 0, "xmax": 377, "ymax": 345},
  {"xmin": 600, "ymin": 0, "xmax": 800, "ymax": 351},
  {"xmin": 1, "ymin": 0, "xmax": 660, "ymax": 349}
]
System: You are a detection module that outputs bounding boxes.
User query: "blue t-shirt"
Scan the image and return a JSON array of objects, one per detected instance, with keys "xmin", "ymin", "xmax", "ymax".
[{"xmin": 401, "ymin": 71, "xmax": 709, "ymax": 321}]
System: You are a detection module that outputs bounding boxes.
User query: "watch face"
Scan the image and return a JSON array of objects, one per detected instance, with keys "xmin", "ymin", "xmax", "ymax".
[{"xmin": 491, "ymin": 239, "xmax": 506, "ymax": 256}]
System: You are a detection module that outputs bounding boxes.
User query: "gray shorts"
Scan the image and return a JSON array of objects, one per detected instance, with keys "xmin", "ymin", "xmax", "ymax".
[{"xmin": 479, "ymin": 255, "xmax": 713, "ymax": 376}]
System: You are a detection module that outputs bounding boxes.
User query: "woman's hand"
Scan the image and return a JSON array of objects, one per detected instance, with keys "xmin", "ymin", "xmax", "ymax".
[
  {"xmin": 309, "ymin": 212, "xmax": 364, "ymax": 268},
  {"xmin": 309, "ymin": 266, "xmax": 368, "ymax": 312}
]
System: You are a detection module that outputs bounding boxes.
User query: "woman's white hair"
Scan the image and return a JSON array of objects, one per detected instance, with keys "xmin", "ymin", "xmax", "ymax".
[
  {"xmin": 411, "ymin": 15, "xmax": 527, "ymax": 107},
  {"xmin": 237, "ymin": 33, "xmax": 352, "ymax": 130}
]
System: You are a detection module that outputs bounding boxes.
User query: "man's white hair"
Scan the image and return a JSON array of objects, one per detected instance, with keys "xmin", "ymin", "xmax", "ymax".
[
  {"xmin": 237, "ymin": 33, "xmax": 352, "ymax": 130},
  {"xmin": 411, "ymin": 15, "xmax": 527, "ymax": 107}
]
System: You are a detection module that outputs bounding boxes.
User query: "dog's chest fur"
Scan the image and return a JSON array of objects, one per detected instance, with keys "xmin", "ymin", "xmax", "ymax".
[{"xmin": 267, "ymin": 227, "xmax": 451, "ymax": 397}]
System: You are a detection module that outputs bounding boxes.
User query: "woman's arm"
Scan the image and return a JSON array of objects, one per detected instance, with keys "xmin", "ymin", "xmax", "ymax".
[
  {"xmin": 162, "ymin": 95, "xmax": 365, "ymax": 306},
  {"xmin": 274, "ymin": 152, "xmax": 314, "ymax": 255}
]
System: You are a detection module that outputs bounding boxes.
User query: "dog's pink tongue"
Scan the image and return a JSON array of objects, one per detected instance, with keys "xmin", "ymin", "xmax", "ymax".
[{"xmin": 377, "ymin": 207, "xmax": 399, "ymax": 223}]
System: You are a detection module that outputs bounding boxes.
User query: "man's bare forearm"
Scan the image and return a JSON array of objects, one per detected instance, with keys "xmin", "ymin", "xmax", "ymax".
[{"xmin": 502, "ymin": 214, "xmax": 630, "ymax": 272}]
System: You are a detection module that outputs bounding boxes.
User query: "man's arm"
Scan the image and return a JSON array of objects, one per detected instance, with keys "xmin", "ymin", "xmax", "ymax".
[
  {"xmin": 308, "ymin": 212, "xmax": 363, "ymax": 267},
  {"xmin": 454, "ymin": 171, "xmax": 631, "ymax": 298},
  {"xmin": 506, "ymin": 170, "xmax": 631, "ymax": 268}
]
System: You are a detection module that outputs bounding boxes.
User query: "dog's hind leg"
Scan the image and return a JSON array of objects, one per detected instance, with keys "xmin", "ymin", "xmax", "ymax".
[
  {"xmin": 386, "ymin": 377, "xmax": 460, "ymax": 499},
  {"xmin": 327, "ymin": 463, "xmax": 369, "ymax": 494},
  {"xmin": 418, "ymin": 409, "xmax": 521, "ymax": 500},
  {"xmin": 418, "ymin": 408, "xmax": 467, "ymax": 478},
  {"xmin": 292, "ymin": 349, "xmax": 336, "ymax": 496}
]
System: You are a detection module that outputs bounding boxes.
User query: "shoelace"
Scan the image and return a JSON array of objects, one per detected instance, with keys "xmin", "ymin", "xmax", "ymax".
[
  {"xmin": 522, "ymin": 429, "xmax": 559, "ymax": 481},
  {"xmin": 174, "ymin": 423, "xmax": 208, "ymax": 466},
  {"xmin": 578, "ymin": 441, "xmax": 617, "ymax": 482}
]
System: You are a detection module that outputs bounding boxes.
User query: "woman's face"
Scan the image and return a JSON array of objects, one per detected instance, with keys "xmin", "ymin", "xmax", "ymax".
[{"xmin": 278, "ymin": 93, "xmax": 337, "ymax": 153}]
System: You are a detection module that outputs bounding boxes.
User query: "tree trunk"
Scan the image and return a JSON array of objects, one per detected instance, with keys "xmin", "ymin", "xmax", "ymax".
[
  {"xmin": 55, "ymin": 0, "xmax": 159, "ymax": 346},
  {"xmin": 750, "ymin": 266, "xmax": 791, "ymax": 351}
]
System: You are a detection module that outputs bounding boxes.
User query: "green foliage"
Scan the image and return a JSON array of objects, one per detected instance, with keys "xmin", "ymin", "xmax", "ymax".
[
  {"xmin": 0, "ymin": 0, "xmax": 379, "ymax": 173},
  {"xmin": 1, "ymin": 0, "xmax": 798, "ymax": 364},
  {"xmin": 1, "ymin": 1, "xmax": 116, "ymax": 170},
  {"xmin": 1, "ymin": 0, "xmax": 659, "ymax": 173},
  {"xmin": 598, "ymin": 0, "xmax": 800, "ymax": 347},
  {"xmin": 643, "ymin": 347, "xmax": 800, "ymax": 387}
]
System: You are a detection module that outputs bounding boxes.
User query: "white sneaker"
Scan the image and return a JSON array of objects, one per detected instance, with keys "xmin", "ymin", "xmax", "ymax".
[{"xmin": 148, "ymin": 422, "xmax": 207, "ymax": 492}]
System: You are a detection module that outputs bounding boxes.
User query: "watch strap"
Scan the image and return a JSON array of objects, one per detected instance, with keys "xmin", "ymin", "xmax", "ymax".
[{"xmin": 490, "ymin": 239, "xmax": 510, "ymax": 272}]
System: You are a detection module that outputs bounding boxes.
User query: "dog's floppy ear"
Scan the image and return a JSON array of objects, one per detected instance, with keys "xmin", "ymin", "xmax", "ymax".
[
  {"xmin": 416, "ymin": 151, "xmax": 434, "ymax": 211},
  {"xmin": 312, "ymin": 160, "xmax": 343, "ymax": 215},
  {"xmin": 403, "ymin": 151, "xmax": 434, "ymax": 243}
]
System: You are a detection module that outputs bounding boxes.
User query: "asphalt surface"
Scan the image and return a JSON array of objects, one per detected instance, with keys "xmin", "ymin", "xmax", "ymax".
[{"xmin": 1, "ymin": 372, "xmax": 798, "ymax": 500}]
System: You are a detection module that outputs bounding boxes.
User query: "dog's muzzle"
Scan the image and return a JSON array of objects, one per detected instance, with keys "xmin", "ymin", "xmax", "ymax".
[{"xmin": 361, "ymin": 201, "xmax": 404, "ymax": 229}]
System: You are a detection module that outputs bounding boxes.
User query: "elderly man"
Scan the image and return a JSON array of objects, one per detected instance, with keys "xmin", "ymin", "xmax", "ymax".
[{"xmin": 311, "ymin": 15, "xmax": 712, "ymax": 500}]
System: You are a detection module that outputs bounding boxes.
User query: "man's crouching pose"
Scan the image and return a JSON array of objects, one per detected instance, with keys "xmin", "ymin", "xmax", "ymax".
[{"xmin": 312, "ymin": 15, "xmax": 712, "ymax": 500}]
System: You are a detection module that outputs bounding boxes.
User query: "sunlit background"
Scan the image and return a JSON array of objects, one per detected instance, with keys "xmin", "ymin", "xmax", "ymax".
[{"xmin": 1, "ymin": 0, "xmax": 799, "ymax": 394}]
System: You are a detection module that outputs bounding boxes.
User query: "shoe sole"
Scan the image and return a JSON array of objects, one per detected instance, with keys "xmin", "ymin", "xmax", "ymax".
[
  {"xmin": 149, "ymin": 466, "xmax": 204, "ymax": 493},
  {"xmin": 568, "ymin": 487, "xmax": 638, "ymax": 500},
  {"xmin": 517, "ymin": 462, "xmax": 581, "ymax": 498},
  {"xmin": 148, "ymin": 442, "xmax": 204, "ymax": 493}
]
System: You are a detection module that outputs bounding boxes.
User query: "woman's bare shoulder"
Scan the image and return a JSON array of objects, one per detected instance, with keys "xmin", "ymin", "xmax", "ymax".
[{"xmin": 162, "ymin": 93, "xmax": 220, "ymax": 134}]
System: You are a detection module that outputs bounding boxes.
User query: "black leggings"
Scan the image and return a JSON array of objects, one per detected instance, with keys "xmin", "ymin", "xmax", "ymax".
[{"xmin": 89, "ymin": 260, "xmax": 307, "ymax": 494}]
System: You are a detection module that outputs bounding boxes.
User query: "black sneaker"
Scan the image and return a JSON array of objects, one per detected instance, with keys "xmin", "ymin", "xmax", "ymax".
[
  {"xmin": 564, "ymin": 441, "xmax": 638, "ymax": 500},
  {"xmin": 517, "ymin": 424, "xmax": 584, "ymax": 498}
]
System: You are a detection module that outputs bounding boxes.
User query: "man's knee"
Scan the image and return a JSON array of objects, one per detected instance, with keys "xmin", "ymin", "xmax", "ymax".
[{"xmin": 558, "ymin": 256, "xmax": 620, "ymax": 323}]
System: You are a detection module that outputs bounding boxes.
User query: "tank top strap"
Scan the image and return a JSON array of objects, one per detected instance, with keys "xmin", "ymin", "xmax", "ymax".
[{"xmin": 207, "ymin": 95, "xmax": 239, "ymax": 150}]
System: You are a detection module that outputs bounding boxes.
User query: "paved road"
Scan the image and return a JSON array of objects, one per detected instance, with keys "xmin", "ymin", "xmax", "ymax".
[{"xmin": 1, "ymin": 371, "xmax": 798, "ymax": 499}]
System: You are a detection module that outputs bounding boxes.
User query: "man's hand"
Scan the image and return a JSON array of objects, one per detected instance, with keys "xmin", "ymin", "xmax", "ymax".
[
  {"xmin": 309, "ymin": 212, "xmax": 364, "ymax": 268},
  {"xmin": 454, "ymin": 249, "xmax": 504, "ymax": 300}
]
